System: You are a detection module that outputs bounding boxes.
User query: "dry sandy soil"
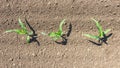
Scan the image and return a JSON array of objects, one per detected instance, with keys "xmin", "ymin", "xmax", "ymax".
[{"xmin": 0, "ymin": 0, "xmax": 120, "ymax": 68}]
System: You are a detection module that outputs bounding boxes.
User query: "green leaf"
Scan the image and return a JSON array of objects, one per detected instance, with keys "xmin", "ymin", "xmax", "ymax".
[
  {"xmin": 18, "ymin": 18, "xmax": 26, "ymax": 30},
  {"xmin": 6, "ymin": 30, "xmax": 16, "ymax": 33},
  {"xmin": 5, "ymin": 18, "xmax": 33, "ymax": 43},
  {"xmin": 59, "ymin": 19, "xmax": 65, "ymax": 33},
  {"xmin": 48, "ymin": 32, "xmax": 57, "ymax": 37},
  {"xmin": 27, "ymin": 36, "xmax": 30, "ymax": 43},
  {"xmin": 57, "ymin": 30, "xmax": 63, "ymax": 36},
  {"xmin": 84, "ymin": 34, "xmax": 99, "ymax": 40},
  {"xmin": 48, "ymin": 32, "xmax": 61, "ymax": 41},
  {"xmin": 104, "ymin": 29, "xmax": 111, "ymax": 34},
  {"xmin": 92, "ymin": 18, "xmax": 103, "ymax": 37},
  {"xmin": 6, "ymin": 29, "xmax": 26, "ymax": 34},
  {"xmin": 47, "ymin": 19, "xmax": 65, "ymax": 41}
]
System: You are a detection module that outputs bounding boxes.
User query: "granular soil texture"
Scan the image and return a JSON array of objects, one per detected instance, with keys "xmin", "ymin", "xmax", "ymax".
[{"xmin": 0, "ymin": 0, "xmax": 120, "ymax": 68}]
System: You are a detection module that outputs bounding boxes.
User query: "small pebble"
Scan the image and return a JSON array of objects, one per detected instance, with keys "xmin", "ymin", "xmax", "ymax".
[
  {"xmin": 55, "ymin": 2, "xmax": 58, "ymax": 5},
  {"xmin": 32, "ymin": 53, "xmax": 37, "ymax": 57},
  {"xmin": 90, "ymin": 26, "xmax": 93, "ymax": 29},
  {"xmin": 18, "ymin": 56, "xmax": 21, "ymax": 59},
  {"xmin": 71, "ymin": 6, "xmax": 74, "ymax": 8},
  {"xmin": 57, "ymin": 52, "xmax": 61, "ymax": 55},
  {"xmin": 117, "ymin": 4, "xmax": 120, "ymax": 7},
  {"xmin": 105, "ymin": 4, "xmax": 109, "ymax": 7},
  {"xmin": 111, "ymin": 18, "xmax": 114, "ymax": 21},
  {"xmin": 12, "ymin": 63, "xmax": 16, "ymax": 66},
  {"xmin": 113, "ymin": 12, "xmax": 117, "ymax": 15},
  {"xmin": 75, "ymin": 29, "xmax": 79, "ymax": 32},
  {"xmin": 9, "ymin": 58, "xmax": 14, "ymax": 61},
  {"xmin": 107, "ymin": 22, "xmax": 111, "ymax": 25},
  {"xmin": 48, "ymin": 2, "xmax": 51, "ymax": 5},
  {"xmin": 100, "ymin": 0, "xmax": 104, "ymax": 2},
  {"xmin": 6, "ymin": 4, "xmax": 10, "ymax": 7},
  {"xmin": 49, "ymin": 26, "xmax": 53, "ymax": 29}
]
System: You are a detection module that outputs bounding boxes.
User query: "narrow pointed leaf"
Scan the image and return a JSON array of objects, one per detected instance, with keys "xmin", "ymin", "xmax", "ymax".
[
  {"xmin": 18, "ymin": 18, "xmax": 26, "ymax": 30},
  {"xmin": 84, "ymin": 34, "xmax": 99, "ymax": 40},
  {"xmin": 92, "ymin": 18, "xmax": 103, "ymax": 37},
  {"xmin": 6, "ymin": 29, "xmax": 22, "ymax": 34},
  {"xmin": 6, "ymin": 30, "xmax": 17, "ymax": 33},
  {"xmin": 59, "ymin": 19, "xmax": 65, "ymax": 32},
  {"xmin": 104, "ymin": 29, "xmax": 111, "ymax": 34}
]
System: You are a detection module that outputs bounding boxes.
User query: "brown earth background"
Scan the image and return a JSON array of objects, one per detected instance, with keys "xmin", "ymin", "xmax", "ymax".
[{"xmin": 0, "ymin": 0, "xmax": 120, "ymax": 68}]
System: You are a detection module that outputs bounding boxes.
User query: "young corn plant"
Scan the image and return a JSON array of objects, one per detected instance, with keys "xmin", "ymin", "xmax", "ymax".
[
  {"xmin": 42, "ymin": 19, "xmax": 65, "ymax": 41},
  {"xmin": 84, "ymin": 18, "xmax": 111, "ymax": 43},
  {"xmin": 6, "ymin": 18, "xmax": 33, "ymax": 43}
]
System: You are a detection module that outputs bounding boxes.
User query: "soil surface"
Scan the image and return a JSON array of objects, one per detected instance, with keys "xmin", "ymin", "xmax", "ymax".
[{"xmin": 0, "ymin": 0, "xmax": 120, "ymax": 68}]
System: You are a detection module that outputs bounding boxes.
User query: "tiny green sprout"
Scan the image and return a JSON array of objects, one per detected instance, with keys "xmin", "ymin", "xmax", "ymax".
[
  {"xmin": 84, "ymin": 18, "xmax": 111, "ymax": 41},
  {"xmin": 6, "ymin": 18, "xmax": 33, "ymax": 43},
  {"xmin": 42, "ymin": 19, "xmax": 65, "ymax": 41}
]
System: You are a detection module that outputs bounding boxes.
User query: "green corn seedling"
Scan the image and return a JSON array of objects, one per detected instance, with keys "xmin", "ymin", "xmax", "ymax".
[
  {"xmin": 84, "ymin": 18, "xmax": 111, "ymax": 41},
  {"xmin": 6, "ymin": 18, "xmax": 33, "ymax": 43},
  {"xmin": 42, "ymin": 19, "xmax": 65, "ymax": 41}
]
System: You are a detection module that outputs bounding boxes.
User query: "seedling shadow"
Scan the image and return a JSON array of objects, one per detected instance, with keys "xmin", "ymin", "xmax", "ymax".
[
  {"xmin": 88, "ymin": 33, "xmax": 112, "ymax": 46},
  {"xmin": 55, "ymin": 23, "xmax": 72, "ymax": 45},
  {"xmin": 25, "ymin": 18, "xmax": 40, "ymax": 46}
]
